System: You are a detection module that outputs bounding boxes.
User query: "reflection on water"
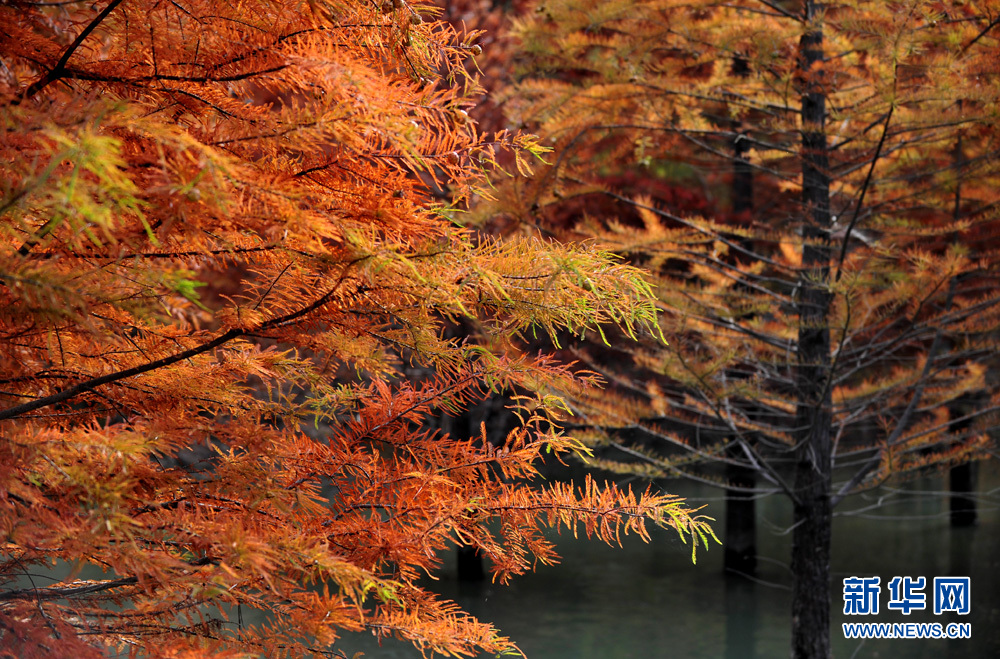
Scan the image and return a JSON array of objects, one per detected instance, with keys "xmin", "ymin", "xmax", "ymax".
[{"xmin": 329, "ymin": 462, "xmax": 999, "ymax": 659}]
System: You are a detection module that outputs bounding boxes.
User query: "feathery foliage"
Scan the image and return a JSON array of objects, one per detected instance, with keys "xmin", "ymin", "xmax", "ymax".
[
  {"xmin": 500, "ymin": 1, "xmax": 1000, "ymax": 657},
  {"xmin": 0, "ymin": 1, "xmax": 715, "ymax": 657}
]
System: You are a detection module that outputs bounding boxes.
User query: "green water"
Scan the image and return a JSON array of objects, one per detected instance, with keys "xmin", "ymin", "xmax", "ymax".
[
  {"xmin": 326, "ymin": 463, "xmax": 1000, "ymax": 659},
  {"xmin": 7, "ymin": 464, "xmax": 997, "ymax": 657}
]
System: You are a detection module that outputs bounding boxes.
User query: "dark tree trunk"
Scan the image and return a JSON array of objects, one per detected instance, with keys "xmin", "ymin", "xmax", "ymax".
[
  {"xmin": 947, "ymin": 135, "xmax": 978, "ymax": 530},
  {"xmin": 949, "ymin": 462, "xmax": 977, "ymax": 527},
  {"xmin": 730, "ymin": 54, "xmax": 754, "ymax": 228},
  {"xmin": 435, "ymin": 350, "xmax": 490, "ymax": 582},
  {"xmin": 791, "ymin": 4, "xmax": 834, "ymax": 658},
  {"xmin": 724, "ymin": 453, "xmax": 757, "ymax": 577},
  {"xmin": 438, "ymin": 350, "xmax": 517, "ymax": 581},
  {"xmin": 456, "ymin": 545, "xmax": 486, "ymax": 581},
  {"xmin": 723, "ymin": 54, "xmax": 758, "ymax": 579},
  {"xmin": 790, "ymin": 474, "xmax": 832, "ymax": 659}
]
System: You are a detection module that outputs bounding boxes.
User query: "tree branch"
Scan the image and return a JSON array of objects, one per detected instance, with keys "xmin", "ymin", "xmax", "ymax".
[
  {"xmin": 14, "ymin": 0, "xmax": 128, "ymax": 104},
  {"xmin": 0, "ymin": 328, "xmax": 241, "ymax": 421},
  {"xmin": 0, "ymin": 264, "xmax": 363, "ymax": 421},
  {"xmin": 961, "ymin": 14, "xmax": 1000, "ymax": 54},
  {"xmin": 0, "ymin": 577, "xmax": 138, "ymax": 602},
  {"xmin": 834, "ymin": 102, "xmax": 894, "ymax": 283},
  {"xmin": 831, "ymin": 277, "xmax": 957, "ymax": 506}
]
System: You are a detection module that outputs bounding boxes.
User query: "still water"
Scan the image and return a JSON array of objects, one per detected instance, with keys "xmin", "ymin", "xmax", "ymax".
[
  {"xmin": 10, "ymin": 464, "xmax": 997, "ymax": 657},
  {"xmin": 329, "ymin": 462, "xmax": 1000, "ymax": 659}
]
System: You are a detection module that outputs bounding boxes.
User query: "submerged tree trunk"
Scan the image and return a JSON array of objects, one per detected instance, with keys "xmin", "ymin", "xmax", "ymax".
[
  {"xmin": 724, "ymin": 54, "xmax": 758, "ymax": 579},
  {"xmin": 949, "ymin": 462, "xmax": 977, "ymax": 527},
  {"xmin": 947, "ymin": 136, "xmax": 978, "ymax": 529},
  {"xmin": 791, "ymin": 4, "xmax": 833, "ymax": 658},
  {"xmin": 456, "ymin": 545, "xmax": 486, "ymax": 581},
  {"xmin": 725, "ymin": 453, "xmax": 757, "ymax": 577},
  {"xmin": 436, "ymin": 359, "xmax": 489, "ymax": 582}
]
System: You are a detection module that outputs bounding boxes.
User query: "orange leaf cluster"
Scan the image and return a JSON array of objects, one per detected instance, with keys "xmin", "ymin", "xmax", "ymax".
[{"xmin": 0, "ymin": 1, "xmax": 712, "ymax": 657}]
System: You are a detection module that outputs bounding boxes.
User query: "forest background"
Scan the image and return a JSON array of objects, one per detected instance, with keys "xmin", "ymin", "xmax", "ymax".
[{"xmin": 2, "ymin": 1, "xmax": 999, "ymax": 659}]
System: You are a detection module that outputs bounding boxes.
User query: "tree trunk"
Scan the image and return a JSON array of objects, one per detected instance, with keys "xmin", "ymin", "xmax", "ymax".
[
  {"xmin": 456, "ymin": 545, "xmax": 486, "ymax": 581},
  {"xmin": 949, "ymin": 462, "xmax": 977, "ymax": 527},
  {"xmin": 436, "ymin": 356, "xmax": 490, "ymax": 582},
  {"xmin": 724, "ymin": 453, "xmax": 757, "ymax": 577},
  {"xmin": 723, "ymin": 54, "xmax": 758, "ymax": 579},
  {"xmin": 947, "ymin": 134, "xmax": 978, "ymax": 529},
  {"xmin": 791, "ymin": 4, "xmax": 834, "ymax": 658}
]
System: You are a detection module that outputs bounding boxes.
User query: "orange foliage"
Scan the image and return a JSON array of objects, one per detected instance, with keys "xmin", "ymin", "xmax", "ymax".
[
  {"xmin": 501, "ymin": 4, "xmax": 1000, "ymax": 654},
  {"xmin": 0, "ymin": 1, "xmax": 714, "ymax": 657},
  {"xmin": 501, "ymin": 0, "xmax": 1000, "ymax": 495}
]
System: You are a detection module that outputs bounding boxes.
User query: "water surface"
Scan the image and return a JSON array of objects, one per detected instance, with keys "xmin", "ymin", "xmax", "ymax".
[{"xmin": 330, "ymin": 462, "xmax": 1000, "ymax": 659}]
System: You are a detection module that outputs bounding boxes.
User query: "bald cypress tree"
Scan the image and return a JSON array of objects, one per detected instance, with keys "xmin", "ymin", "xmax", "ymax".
[{"xmin": 500, "ymin": 1, "xmax": 1000, "ymax": 656}]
